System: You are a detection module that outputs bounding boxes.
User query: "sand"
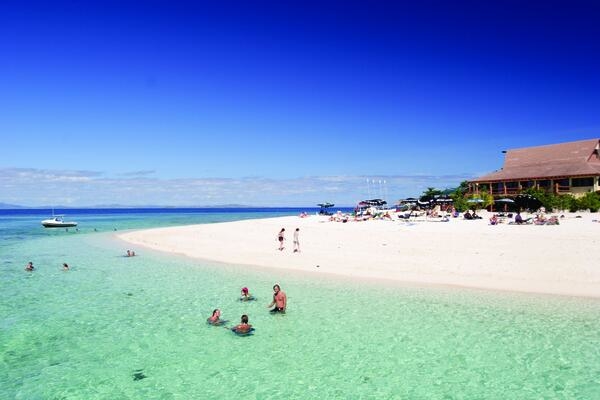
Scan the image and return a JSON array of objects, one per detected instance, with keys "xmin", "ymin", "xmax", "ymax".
[{"xmin": 118, "ymin": 212, "xmax": 600, "ymax": 298}]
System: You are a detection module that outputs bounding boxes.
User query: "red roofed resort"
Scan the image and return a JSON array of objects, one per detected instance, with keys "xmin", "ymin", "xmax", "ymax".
[{"xmin": 468, "ymin": 139, "xmax": 600, "ymax": 198}]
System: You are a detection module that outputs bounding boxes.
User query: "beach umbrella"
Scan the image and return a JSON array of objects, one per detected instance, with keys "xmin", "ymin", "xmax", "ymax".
[
  {"xmin": 495, "ymin": 197, "xmax": 515, "ymax": 212},
  {"xmin": 466, "ymin": 198, "xmax": 484, "ymax": 203}
]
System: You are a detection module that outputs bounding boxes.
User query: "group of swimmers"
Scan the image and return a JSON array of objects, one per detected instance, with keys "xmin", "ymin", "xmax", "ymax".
[
  {"xmin": 207, "ymin": 284, "xmax": 287, "ymax": 336},
  {"xmin": 24, "ymin": 262, "xmax": 69, "ymax": 271},
  {"xmin": 125, "ymin": 250, "xmax": 136, "ymax": 257}
]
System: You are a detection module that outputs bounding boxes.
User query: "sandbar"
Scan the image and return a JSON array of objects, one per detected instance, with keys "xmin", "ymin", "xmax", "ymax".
[{"xmin": 118, "ymin": 212, "xmax": 600, "ymax": 298}]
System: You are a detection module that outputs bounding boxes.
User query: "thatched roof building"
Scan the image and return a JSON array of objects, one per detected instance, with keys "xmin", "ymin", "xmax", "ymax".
[{"xmin": 469, "ymin": 139, "xmax": 600, "ymax": 197}]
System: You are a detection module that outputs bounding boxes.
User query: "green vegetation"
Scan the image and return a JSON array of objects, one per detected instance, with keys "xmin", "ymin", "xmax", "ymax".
[
  {"xmin": 522, "ymin": 188, "xmax": 600, "ymax": 212},
  {"xmin": 578, "ymin": 192, "xmax": 600, "ymax": 212},
  {"xmin": 449, "ymin": 181, "xmax": 469, "ymax": 211},
  {"xmin": 441, "ymin": 182, "xmax": 600, "ymax": 213}
]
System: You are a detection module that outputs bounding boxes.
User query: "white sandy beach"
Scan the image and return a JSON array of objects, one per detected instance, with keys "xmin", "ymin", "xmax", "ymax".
[{"xmin": 118, "ymin": 212, "xmax": 600, "ymax": 298}]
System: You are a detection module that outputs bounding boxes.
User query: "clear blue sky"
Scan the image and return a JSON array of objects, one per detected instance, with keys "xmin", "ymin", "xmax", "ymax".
[{"xmin": 1, "ymin": 1, "xmax": 599, "ymax": 206}]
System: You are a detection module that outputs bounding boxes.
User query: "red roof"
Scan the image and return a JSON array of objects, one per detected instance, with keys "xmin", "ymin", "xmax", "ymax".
[{"xmin": 472, "ymin": 139, "xmax": 600, "ymax": 182}]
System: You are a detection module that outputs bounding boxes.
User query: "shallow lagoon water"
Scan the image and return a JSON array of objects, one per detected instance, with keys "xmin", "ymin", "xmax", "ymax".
[{"xmin": 1, "ymin": 210, "xmax": 600, "ymax": 399}]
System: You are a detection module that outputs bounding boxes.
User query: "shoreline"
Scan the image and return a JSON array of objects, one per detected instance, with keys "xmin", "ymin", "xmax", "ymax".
[{"xmin": 118, "ymin": 213, "xmax": 600, "ymax": 298}]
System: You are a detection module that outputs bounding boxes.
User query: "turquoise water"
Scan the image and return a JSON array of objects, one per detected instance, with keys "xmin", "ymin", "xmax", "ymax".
[{"xmin": 2, "ymin": 211, "xmax": 600, "ymax": 399}]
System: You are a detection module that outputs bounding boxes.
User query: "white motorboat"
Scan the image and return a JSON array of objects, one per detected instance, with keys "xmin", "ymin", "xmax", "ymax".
[{"xmin": 41, "ymin": 215, "xmax": 78, "ymax": 228}]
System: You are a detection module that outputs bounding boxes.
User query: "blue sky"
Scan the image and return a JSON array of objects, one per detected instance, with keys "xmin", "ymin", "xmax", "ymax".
[{"xmin": 1, "ymin": 1, "xmax": 599, "ymax": 206}]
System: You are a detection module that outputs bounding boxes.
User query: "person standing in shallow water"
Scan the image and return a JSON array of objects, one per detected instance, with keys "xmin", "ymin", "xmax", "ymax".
[
  {"xmin": 293, "ymin": 228, "xmax": 300, "ymax": 253},
  {"xmin": 267, "ymin": 284, "xmax": 287, "ymax": 313},
  {"xmin": 277, "ymin": 228, "xmax": 285, "ymax": 251},
  {"xmin": 24, "ymin": 262, "xmax": 34, "ymax": 271}
]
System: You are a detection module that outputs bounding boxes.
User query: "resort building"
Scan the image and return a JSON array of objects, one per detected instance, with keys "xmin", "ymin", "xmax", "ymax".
[{"xmin": 469, "ymin": 139, "xmax": 600, "ymax": 197}]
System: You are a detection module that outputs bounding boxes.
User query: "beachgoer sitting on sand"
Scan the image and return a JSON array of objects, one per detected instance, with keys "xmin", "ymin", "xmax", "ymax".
[
  {"xmin": 489, "ymin": 215, "xmax": 498, "ymax": 225},
  {"xmin": 471, "ymin": 210, "xmax": 482, "ymax": 219},
  {"xmin": 515, "ymin": 213, "xmax": 523, "ymax": 224},
  {"xmin": 25, "ymin": 262, "xmax": 34, "ymax": 271},
  {"xmin": 464, "ymin": 210, "xmax": 473, "ymax": 220},
  {"xmin": 232, "ymin": 314, "xmax": 253, "ymax": 334}
]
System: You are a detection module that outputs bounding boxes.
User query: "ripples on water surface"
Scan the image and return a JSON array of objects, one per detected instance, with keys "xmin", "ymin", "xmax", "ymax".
[{"xmin": 1, "ymin": 209, "xmax": 599, "ymax": 399}]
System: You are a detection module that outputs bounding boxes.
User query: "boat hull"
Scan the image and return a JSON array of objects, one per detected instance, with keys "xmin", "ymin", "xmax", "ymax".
[{"xmin": 42, "ymin": 221, "xmax": 78, "ymax": 228}]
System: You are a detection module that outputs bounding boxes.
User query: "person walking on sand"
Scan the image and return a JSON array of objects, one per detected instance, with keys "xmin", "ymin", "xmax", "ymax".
[
  {"xmin": 293, "ymin": 228, "xmax": 300, "ymax": 253},
  {"xmin": 277, "ymin": 228, "xmax": 285, "ymax": 251},
  {"xmin": 267, "ymin": 284, "xmax": 287, "ymax": 313}
]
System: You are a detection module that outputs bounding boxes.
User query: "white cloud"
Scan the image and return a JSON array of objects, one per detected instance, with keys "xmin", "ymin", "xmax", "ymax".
[{"xmin": 0, "ymin": 167, "xmax": 475, "ymax": 207}]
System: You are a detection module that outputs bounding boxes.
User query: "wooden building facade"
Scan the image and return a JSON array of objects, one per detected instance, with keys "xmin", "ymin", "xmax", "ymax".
[{"xmin": 469, "ymin": 139, "xmax": 600, "ymax": 197}]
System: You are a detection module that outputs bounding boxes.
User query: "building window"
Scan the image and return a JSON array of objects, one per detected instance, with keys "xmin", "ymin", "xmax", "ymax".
[
  {"xmin": 537, "ymin": 180, "xmax": 551, "ymax": 188},
  {"xmin": 520, "ymin": 181, "xmax": 534, "ymax": 189},
  {"xmin": 572, "ymin": 177, "xmax": 594, "ymax": 187},
  {"xmin": 555, "ymin": 179, "xmax": 570, "ymax": 188}
]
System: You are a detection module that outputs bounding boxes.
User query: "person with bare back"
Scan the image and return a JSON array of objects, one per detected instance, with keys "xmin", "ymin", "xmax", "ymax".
[{"xmin": 267, "ymin": 284, "xmax": 287, "ymax": 313}]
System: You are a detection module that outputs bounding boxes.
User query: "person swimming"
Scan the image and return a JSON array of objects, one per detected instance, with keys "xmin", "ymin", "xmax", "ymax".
[
  {"xmin": 231, "ymin": 314, "xmax": 254, "ymax": 335},
  {"xmin": 240, "ymin": 287, "xmax": 255, "ymax": 301},
  {"xmin": 207, "ymin": 309, "xmax": 220, "ymax": 323},
  {"xmin": 24, "ymin": 262, "xmax": 34, "ymax": 271},
  {"xmin": 207, "ymin": 309, "xmax": 227, "ymax": 326}
]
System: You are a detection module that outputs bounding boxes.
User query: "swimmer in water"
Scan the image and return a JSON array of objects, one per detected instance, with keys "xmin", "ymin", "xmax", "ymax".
[
  {"xmin": 62, "ymin": 263, "xmax": 69, "ymax": 271},
  {"xmin": 25, "ymin": 262, "xmax": 34, "ymax": 271},
  {"xmin": 240, "ymin": 287, "xmax": 252, "ymax": 300},
  {"xmin": 232, "ymin": 314, "xmax": 252, "ymax": 334},
  {"xmin": 267, "ymin": 284, "xmax": 286, "ymax": 313},
  {"xmin": 207, "ymin": 309, "xmax": 221, "ymax": 324}
]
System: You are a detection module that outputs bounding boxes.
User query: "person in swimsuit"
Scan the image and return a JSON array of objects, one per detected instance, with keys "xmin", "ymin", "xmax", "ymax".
[
  {"xmin": 62, "ymin": 263, "xmax": 69, "ymax": 271},
  {"xmin": 267, "ymin": 284, "xmax": 286, "ymax": 313},
  {"xmin": 293, "ymin": 228, "xmax": 300, "ymax": 253},
  {"xmin": 232, "ymin": 314, "xmax": 252, "ymax": 334},
  {"xmin": 207, "ymin": 309, "xmax": 221, "ymax": 324},
  {"xmin": 277, "ymin": 228, "xmax": 285, "ymax": 251},
  {"xmin": 240, "ymin": 287, "xmax": 252, "ymax": 300},
  {"xmin": 25, "ymin": 262, "xmax": 34, "ymax": 271}
]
